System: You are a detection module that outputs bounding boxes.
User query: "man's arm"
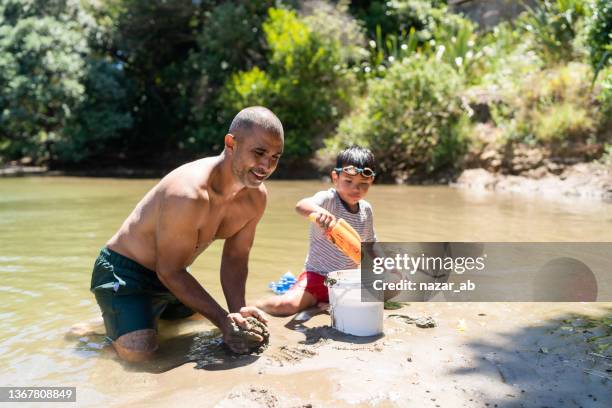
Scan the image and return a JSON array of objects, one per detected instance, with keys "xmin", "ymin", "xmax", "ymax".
[
  {"xmin": 154, "ymin": 194, "xmax": 227, "ymax": 329},
  {"xmin": 220, "ymin": 213, "xmax": 261, "ymax": 313}
]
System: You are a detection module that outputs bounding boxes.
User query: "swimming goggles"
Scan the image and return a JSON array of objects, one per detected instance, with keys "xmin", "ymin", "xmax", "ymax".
[{"xmin": 334, "ymin": 165, "xmax": 376, "ymax": 178}]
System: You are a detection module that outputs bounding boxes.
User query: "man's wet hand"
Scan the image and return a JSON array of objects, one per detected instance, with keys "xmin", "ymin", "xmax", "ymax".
[
  {"xmin": 221, "ymin": 314, "xmax": 256, "ymax": 354},
  {"xmin": 238, "ymin": 306, "xmax": 268, "ymax": 324},
  {"xmin": 221, "ymin": 312, "xmax": 269, "ymax": 354}
]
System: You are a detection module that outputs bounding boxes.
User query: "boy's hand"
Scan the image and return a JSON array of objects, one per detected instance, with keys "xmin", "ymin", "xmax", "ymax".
[{"xmin": 312, "ymin": 210, "xmax": 337, "ymax": 230}]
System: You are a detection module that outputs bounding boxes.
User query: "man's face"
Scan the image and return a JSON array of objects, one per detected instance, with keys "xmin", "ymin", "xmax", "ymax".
[
  {"xmin": 332, "ymin": 170, "xmax": 374, "ymax": 206},
  {"xmin": 230, "ymin": 129, "xmax": 284, "ymax": 188}
]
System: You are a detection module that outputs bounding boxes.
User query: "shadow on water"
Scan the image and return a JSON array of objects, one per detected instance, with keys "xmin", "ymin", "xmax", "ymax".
[{"xmin": 451, "ymin": 307, "xmax": 611, "ymax": 408}]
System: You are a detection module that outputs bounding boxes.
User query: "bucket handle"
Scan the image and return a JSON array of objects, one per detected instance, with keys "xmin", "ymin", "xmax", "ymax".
[{"xmin": 324, "ymin": 276, "xmax": 337, "ymax": 288}]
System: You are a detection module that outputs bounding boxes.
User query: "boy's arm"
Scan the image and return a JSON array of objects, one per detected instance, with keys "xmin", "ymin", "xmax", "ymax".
[
  {"xmin": 296, "ymin": 194, "xmax": 337, "ymax": 230},
  {"xmin": 295, "ymin": 196, "xmax": 327, "ymax": 217},
  {"xmin": 220, "ymin": 213, "xmax": 262, "ymax": 313}
]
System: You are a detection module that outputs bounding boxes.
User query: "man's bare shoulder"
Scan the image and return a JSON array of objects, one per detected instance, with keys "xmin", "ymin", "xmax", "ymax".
[{"xmin": 159, "ymin": 158, "xmax": 217, "ymax": 203}]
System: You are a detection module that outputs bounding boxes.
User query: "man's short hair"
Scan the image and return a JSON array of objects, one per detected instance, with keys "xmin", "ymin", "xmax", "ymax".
[
  {"xmin": 229, "ymin": 106, "xmax": 284, "ymax": 140},
  {"xmin": 336, "ymin": 145, "xmax": 377, "ymax": 172}
]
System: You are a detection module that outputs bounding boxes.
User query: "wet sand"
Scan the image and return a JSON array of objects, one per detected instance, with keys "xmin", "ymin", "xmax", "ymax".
[{"xmin": 71, "ymin": 302, "xmax": 611, "ymax": 407}]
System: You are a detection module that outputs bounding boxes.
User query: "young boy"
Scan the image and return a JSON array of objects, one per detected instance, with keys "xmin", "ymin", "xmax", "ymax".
[{"xmin": 256, "ymin": 145, "xmax": 377, "ymax": 316}]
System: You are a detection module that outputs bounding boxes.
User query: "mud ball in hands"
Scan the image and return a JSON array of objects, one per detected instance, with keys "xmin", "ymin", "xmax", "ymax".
[{"xmin": 228, "ymin": 317, "xmax": 270, "ymax": 354}]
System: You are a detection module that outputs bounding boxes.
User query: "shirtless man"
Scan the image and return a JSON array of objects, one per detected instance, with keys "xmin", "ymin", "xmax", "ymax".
[{"xmin": 90, "ymin": 106, "xmax": 283, "ymax": 362}]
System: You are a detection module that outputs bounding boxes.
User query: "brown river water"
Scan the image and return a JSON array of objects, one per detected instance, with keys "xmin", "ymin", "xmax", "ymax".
[{"xmin": 0, "ymin": 177, "xmax": 610, "ymax": 406}]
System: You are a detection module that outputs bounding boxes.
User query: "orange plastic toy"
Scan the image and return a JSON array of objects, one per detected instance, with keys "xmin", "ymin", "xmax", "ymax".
[{"xmin": 308, "ymin": 213, "xmax": 361, "ymax": 264}]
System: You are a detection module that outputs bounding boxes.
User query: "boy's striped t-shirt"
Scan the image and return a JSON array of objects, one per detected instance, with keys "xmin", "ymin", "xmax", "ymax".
[{"xmin": 304, "ymin": 188, "xmax": 376, "ymax": 275}]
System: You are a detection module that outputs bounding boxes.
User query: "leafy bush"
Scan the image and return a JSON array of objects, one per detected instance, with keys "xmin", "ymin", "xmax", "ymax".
[
  {"xmin": 491, "ymin": 62, "xmax": 603, "ymax": 146},
  {"xmin": 532, "ymin": 103, "xmax": 594, "ymax": 142},
  {"xmin": 221, "ymin": 7, "xmax": 357, "ymax": 159},
  {"xmin": 301, "ymin": 0, "xmax": 366, "ymax": 64},
  {"xmin": 433, "ymin": 16, "xmax": 480, "ymax": 79},
  {"xmin": 586, "ymin": 0, "xmax": 612, "ymax": 74},
  {"xmin": 600, "ymin": 143, "xmax": 612, "ymax": 165},
  {"xmin": 361, "ymin": 26, "xmax": 420, "ymax": 79},
  {"xmin": 322, "ymin": 55, "xmax": 470, "ymax": 182},
  {"xmin": 477, "ymin": 22, "xmax": 525, "ymax": 81},
  {"xmin": 517, "ymin": 0, "xmax": 589, "ymax": 65},
  {"xmin": 356, "ymin": 1, "xmax": 478, "ymax": 79},
  {"xmin": 349, "ymin": 0, "xmax": 448, "ymax": 40}
]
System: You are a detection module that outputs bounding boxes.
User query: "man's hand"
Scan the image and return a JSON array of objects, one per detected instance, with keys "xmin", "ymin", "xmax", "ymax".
[
  {"xmin": 221, "ymin": 307, "xmax": 269, "ymax": 354},
  {"xmin": 238, "ymin": 306, "xmax": 268, "ymax": 324},
  {"xmin": 312, "ymin": 210, "xmax": 337, "ymax": 230}
]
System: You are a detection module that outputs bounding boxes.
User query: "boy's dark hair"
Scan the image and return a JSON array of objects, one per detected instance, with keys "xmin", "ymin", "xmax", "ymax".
[{"xmin": 336, "ymin": 145, "xmax": 376, "ymax": 172}]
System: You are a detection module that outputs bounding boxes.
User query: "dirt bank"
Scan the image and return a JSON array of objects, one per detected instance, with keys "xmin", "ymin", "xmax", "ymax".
[{"xmin": 455, "ymin": 162, "xmax": 612, "ymax": 200}]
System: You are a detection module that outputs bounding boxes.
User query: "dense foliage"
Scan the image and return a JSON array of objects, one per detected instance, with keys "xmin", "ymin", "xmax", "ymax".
[
  {"xmin": 0, "ymin": 0, "xmax": 132, "ymax": 163},
  {"xmin": 0, "ymin": 0, "xmax": 610, "ymax": 180},
  {"xmin": 325, "ymin": 55, "xmax": 469, "ymax": 182}
]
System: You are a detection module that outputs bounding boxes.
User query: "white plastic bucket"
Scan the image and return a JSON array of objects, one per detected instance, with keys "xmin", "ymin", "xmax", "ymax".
[{"xmin": 326, "ymin": 269, "xmax": 383, "ymax": 336}]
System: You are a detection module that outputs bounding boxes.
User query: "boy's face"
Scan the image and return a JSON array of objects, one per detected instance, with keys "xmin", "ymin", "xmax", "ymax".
[{"xmin": 331, "ymin": 170, "xmax": 374, "ymax": 206}]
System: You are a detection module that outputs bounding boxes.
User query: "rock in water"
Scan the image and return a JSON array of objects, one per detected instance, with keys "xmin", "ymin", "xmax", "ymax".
[{"xmin": 228, "ymin": 317, "xmax": 270, "ymax": 354}]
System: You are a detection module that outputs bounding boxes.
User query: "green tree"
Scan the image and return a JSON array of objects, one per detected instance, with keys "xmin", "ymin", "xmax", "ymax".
[
  {"xmin": 59, "ymin": 59, "xmax": 134, "ymax": 164},
  {"xmin": 221, "ymin": 7, "xmax": 358, "ymax": 160},
  {"xmin": 96, "ymin": 0, "xmax": 205, "ymax": 159},
  {"xmin": 0, "ymin": 0, "xmax": 133, "ymax": 165},
  {"xmin": 0, "ymin": 1, "xmax": 89, "ymax": 163},
  {"xmin": 183, "ymin": 0, "xmax": 277, "ymax": 154}
]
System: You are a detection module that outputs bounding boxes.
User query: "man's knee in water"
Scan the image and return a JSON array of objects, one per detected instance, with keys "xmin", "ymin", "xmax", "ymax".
[{"xmin": 113, "ymin": 329, "xmax": 158, "ymax": 362}]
